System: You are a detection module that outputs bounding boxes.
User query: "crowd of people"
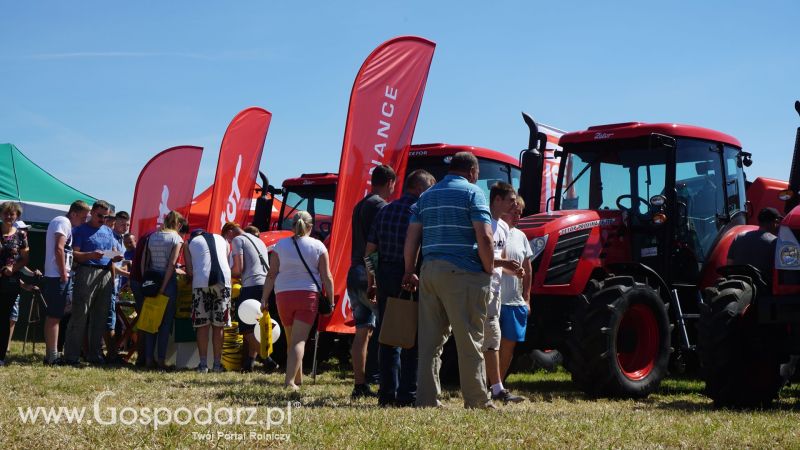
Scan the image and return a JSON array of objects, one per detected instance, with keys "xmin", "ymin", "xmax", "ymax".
[{"xmin": 0, "ymin": 150, "xmax": 540, "ymax": 409}]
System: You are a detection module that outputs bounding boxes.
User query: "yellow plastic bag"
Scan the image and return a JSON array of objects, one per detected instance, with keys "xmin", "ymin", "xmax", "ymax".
[
  {"xmin": 258, "ymin": 312, "xmax": 273, "ymax": 358},
  {"xmin": 175, "ymin": 276, "xmax": 193, "ymax": 319},
  {"xmin": 138, "ymin": 294, "xmax": 169, "ymax": 334}
]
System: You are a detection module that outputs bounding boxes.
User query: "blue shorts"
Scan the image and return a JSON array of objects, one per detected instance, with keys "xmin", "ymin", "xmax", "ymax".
[
  {"xmin": 10, "ymin": 295, "xmax": 20, "ymax": 322},
  {"xmin": 499, "ymin": 304, "xmax": 528, "ymax": 342},
  {"xmin": 43, "ymin": 277, "xmax": 72, "ymax": 319},
  {"xmin": 347, "ymin": 265, "xmax": 376, "ymax": 329},
  {"xmin": 237, "ymin": 285, "xmax": 264, "ymax": 333}
]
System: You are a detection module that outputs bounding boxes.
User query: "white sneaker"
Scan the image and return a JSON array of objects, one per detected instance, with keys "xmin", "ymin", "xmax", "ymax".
[{"xmin": 196, "ymin": 365, "xmax": 209, "ymax": 374}]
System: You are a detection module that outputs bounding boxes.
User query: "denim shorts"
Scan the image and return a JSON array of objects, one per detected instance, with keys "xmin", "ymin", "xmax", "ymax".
[
  {"xmin": 43, "ymin": 277, "xmax": 72, "ymax": 319},
  {"xmin": 347, "ymin": 264, "xmax": 376, "ymax": 329},
  {"xmin": 10, "ymin": 295, "xmax": 20, "ymax": 322}
]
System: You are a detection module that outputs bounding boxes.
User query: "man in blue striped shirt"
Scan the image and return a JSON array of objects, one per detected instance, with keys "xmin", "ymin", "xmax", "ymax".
[{"xmin": 403, "ymin": 152, "xmax": 496, "ymax": 409}]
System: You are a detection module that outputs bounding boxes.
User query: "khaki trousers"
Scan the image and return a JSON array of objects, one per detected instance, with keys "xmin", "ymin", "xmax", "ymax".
[
  {"xmin": 64, "ymin": 265, "xmax": 113, "ymax": 363},
  {"xmin": 416, "ymin": 259, "xmax": 492, "ymax": 408}
]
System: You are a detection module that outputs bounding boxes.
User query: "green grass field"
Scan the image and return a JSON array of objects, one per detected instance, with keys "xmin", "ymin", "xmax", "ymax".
[{"xmin": 1, "ymin": 342, "xmax": 799, "ymax": 449}]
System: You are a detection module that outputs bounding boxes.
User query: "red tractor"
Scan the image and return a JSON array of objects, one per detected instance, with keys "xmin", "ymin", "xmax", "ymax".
[
  {"xmin": 697, "ymin": 101, "xmax": 800, "ymax": 407},
  {"xmin": 515, "ymin": 113, "xmax": 779, "ymax": 398},
  {"xmin": 256, "ymin": 143, "xmax": 522, "ymax": 367}
]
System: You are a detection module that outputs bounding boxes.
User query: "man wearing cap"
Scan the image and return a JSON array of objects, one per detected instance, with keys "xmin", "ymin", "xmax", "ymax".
[{"xmin": 727, "ymin": 207, "xmax": 782, "ymax": 277}]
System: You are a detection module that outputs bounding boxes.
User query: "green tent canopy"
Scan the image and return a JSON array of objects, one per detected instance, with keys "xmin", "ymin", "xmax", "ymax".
[{"xmin": 0, "ymin": 143, "xmax": 96, "ymax": 225}]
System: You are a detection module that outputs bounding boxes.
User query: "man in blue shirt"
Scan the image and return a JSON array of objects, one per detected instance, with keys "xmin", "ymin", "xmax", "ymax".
[
  {"xmin": 403, "ymin": 152, "xmax": 496, "ymax": 409},
  {"xmin": 366, "ymin": 169, "xmax": 436, "ymax": 407},
  {"xmin": 63, "ymin": 200, "xmax": 124, "ymax": 365}
]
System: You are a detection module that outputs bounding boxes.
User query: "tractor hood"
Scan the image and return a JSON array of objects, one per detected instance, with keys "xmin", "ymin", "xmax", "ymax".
[
  {"xmin": 516, "ymin": 210, "xmax": 622, "ymax": 239},
  {"xmin": 517, "ymin": 210, "xmax": 625, "ymax": 294}
]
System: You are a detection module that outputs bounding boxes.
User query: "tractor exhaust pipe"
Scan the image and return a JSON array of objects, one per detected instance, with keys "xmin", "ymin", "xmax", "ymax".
[
  {"xmin": 519, "ymin": 112, "xmax": 547, "ymax": 216},
  {"xmin": 785, "ymin": 101, "xmax": 800, "ymax": 214},
  {"xmin": 253, "ymin": 171, "xmax": 275, "ymax": 232}
]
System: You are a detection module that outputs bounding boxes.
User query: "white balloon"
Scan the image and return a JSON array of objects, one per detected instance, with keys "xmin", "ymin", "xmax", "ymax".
[
  {"xmin": 253, "ymin": 322, "xmax": 262, "ymax": 342},
  {"xmin": 270, "ymin": 319, "xmax": 281, "ymax": 344},
  {"xmin": 238, "ymin": 299, "xmax": 262, "ymax": 325}
]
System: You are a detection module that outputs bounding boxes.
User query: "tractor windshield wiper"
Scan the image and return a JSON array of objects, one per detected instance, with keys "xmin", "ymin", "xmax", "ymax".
[{"xmin": 562, "ymin": 153, "xmax": 599, "ymax": 196}]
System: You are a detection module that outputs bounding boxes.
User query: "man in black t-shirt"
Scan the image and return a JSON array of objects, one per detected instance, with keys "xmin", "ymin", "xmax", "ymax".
[
  {"xmin": 727, "ymin": 207, "xmax": 782, "ymax": 278},
  {"xmin": 348, "ymin": 164, "xmax": 396, "ymax": 399}
]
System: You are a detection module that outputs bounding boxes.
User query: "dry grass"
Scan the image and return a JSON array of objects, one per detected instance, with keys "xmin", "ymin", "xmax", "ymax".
[{"xmin": 1, "ymin": 341, "xmax": 799, "ymax": 449}]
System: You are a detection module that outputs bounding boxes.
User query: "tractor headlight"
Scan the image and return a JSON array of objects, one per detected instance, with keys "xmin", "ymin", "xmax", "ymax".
[
  {"xmin": 777, "ymin": 225, "xmax": 800, "ymax": 270},
  {"xmin": 530, "ymin": 235, "xmax": 549, "ymax": 261},
  {"xmin": 780, "ymin": 244, "xmax": 800, "ymax": 267}
]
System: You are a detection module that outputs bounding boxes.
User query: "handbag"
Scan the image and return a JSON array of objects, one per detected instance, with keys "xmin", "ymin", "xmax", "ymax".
[
  {"xmin": 378, "ymin": 290, "xmax": 418, "ymax": 349},
  {"xmin": 137, "ymin": 294, "xmax": 169, "ymax": 334},
  {"xmin": 292, "ymin": 237, "xmax": 333, "ymax": 315}
]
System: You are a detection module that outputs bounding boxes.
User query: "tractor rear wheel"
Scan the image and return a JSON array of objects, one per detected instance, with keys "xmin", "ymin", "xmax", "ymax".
[
  {"xmin": 698, "ymin": 276, "xmax": 787, "ymax": 408},
  {"xmin": 566, "ymin": 276, "xmax": 671, "ymax": 398}
]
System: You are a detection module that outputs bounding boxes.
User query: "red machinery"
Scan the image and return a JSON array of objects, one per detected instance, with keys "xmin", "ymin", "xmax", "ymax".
[{"xmin": 515, "ymin": 115, "xmax": 788, "ymax": 398}]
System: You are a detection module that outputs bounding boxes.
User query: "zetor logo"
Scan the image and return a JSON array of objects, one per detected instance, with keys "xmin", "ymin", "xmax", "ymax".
[
  {"xmin": 594, "ymin": 132, "xmax": 614, "ymax": 140},
  {"xmin": 220, "ymin": 155, "xmax": 243, "ymax": 225},
  {"xmin": 157, "ymin": 185, "xmax": 170, "ymax": 225}
]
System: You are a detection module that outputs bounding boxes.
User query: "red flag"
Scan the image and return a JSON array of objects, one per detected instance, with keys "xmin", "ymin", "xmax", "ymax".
[
  {"xmin": 130, "ymin": 146, "xmax": 203, "ymax": 237},
  {"xmin": 205, "ymin": 107, "xmax": 272, "ymax": 234},
  {"xmin": 321, "ymin": 36, "xmax": 436, "ymax": 333}
]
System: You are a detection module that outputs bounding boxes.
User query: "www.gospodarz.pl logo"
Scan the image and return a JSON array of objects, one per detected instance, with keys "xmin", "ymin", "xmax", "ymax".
[{"xmin": 18, "ymin": 390, "xmax": 296, "ymax": 431}]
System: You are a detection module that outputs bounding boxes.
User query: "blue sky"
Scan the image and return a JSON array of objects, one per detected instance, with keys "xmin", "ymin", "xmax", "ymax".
[{"xmin": 1, "ymin": 1, "xmax": 798, "ymax": 212}]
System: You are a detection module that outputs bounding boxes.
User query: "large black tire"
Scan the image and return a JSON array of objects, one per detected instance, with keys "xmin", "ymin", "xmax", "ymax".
[
  {"xmin": 530, "ymin": 349, "xmax": 563, "ymax": 372},
  {"xmin": 564, "ymin": 276, "xmax": 672, "ymax": 398},
  {"xmin": 698, "ymin": 276, "xmax": 787, "ymax": 408}
]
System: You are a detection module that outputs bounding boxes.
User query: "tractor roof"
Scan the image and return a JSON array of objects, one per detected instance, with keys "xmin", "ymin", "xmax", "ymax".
[
  {"xmin": 282, "ymin": 172, "xmax": 338, "ymax": 187},
  {"xmin": 560, "ymin": 122, "xmax": 742, "ymax": 148},
  {"xmin": 409, "ymin": 143, "xmax": 518, "ymax": 166}
]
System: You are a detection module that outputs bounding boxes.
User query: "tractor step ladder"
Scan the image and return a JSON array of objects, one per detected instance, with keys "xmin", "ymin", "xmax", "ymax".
[{"xmin": 670, "ymin": 288, "xmax": 701, "ymax": 351}]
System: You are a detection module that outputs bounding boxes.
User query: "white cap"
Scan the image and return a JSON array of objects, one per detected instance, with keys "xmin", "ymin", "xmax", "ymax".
[{"xmin": 14, "ymin": 220, "xmax": 30, "ymax": 229}]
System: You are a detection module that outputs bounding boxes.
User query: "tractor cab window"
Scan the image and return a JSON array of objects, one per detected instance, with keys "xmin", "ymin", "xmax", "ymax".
[
  {"xmin": 557, "ymin": 148, "xmax": 667, "ymax": 216},
  {"xmin": 280, "ymin": 187, "xmax": 336, "ymax": 240},
  {"xmin": 405, "ymin": 155, "xmax": 519, "ymax": 201},
  {"xmin": 674, "ymin": 140, "xmax": 726, "ymax": 261},
  {"xmin": 724, "ymin": 146, "xmax": 747, "ymax": 216}
]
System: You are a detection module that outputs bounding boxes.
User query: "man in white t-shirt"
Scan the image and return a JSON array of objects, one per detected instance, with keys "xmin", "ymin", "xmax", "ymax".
[
  {"xmin": 184, "ymin": 230, "xmax": 232, "ymax": 373},
  {"xmin": 42, "ymin": 200, "xmax": 92, "ymax": 365},
  {"xmin": 499, "ymin": 197, "xmax": 534, "ymax": 381},
  {"xmin": 484, "ymin": 182, "xmax": 525, "ymax": 404}
]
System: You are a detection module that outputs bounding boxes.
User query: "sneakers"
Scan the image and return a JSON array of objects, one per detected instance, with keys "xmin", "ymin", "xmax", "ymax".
[
  {"xmin": 212, "ymin": 363, "xmax": 225, "ymax": 373},
  {"xmin": 351, "ymin": 384, "xmax": 378, "ymax": 399},
  {"xmin": 491, "ymin": 389, "xmax": 526, "ymax": 404},
  {"xmin": 196, "ymin": 365, "xmax": 209, "ymax": 374}
]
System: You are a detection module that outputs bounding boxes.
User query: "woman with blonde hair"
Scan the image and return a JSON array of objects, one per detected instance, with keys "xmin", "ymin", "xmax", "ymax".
[
  {"xmin": 0, "ymin": 202, "xmax": 29, "ymax": 366},
  {"xmin": 262, "ymin": 211, "xmax": 334, "ymax": 389},
  {"xmin": 141, "ymin": 210, "xmax": 187, "ymax": 369}
]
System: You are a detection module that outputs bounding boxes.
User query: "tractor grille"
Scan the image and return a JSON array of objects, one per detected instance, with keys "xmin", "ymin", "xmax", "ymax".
[{"xmin": 544, "ymin": 229, "xmax": 590, "ymax": 285}]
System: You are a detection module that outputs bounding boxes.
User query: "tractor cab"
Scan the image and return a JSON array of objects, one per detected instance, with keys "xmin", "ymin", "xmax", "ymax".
[
  {"xmin": 516, "ymin": 120, "xmax": 749, "ymax": 399},
  {"xmin": 547, "ymin": 123, "xmax": 747, "ymax": 286},
  {"xmin": 276, "ymin": 173, "xmax": 338, "ymax": 242}
]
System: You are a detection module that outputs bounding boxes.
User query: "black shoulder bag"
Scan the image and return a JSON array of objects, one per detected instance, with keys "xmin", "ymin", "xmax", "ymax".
[
  {"xmin": 241, "ymin": 234, "xmax": 269, "ymax": 273},
  {"xmin": 292, "ymin": 237, "xmax": 333, "ymax": 315},
  {"xmin": 196, "ymin": 233, "xmax": 225, "ymax": 287}
]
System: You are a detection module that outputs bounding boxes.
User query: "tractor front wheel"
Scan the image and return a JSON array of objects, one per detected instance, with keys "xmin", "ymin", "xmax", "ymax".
[{"xmin": 567, "ymin": 276, "xmax": 671, "ymax": 398}]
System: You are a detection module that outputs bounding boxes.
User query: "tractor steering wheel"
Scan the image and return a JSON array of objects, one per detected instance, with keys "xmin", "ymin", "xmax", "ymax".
[{"xmin": 616, "ymin": 194, "xmax": 649, "ymax": 212}]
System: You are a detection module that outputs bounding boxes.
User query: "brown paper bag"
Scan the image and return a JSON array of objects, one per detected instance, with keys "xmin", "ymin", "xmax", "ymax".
[{"xmin": 378, "ymin": 294, "xmax": 417, "ymax": 349}]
